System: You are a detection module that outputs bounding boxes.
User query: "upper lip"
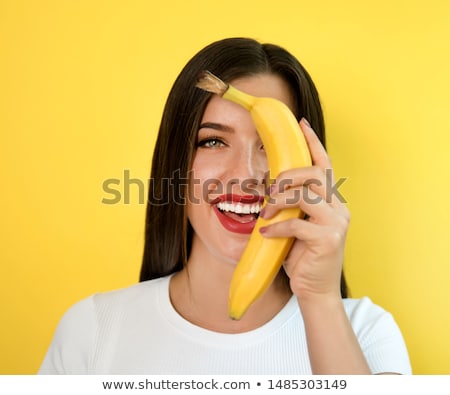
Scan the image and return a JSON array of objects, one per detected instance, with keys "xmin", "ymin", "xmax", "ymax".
[{"xmin": 209, "ymin": 194, "xmax": 264, "ymax": 205}]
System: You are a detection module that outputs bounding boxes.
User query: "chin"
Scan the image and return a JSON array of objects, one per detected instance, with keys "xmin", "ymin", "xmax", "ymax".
[{"xmin": 212, "ymin": 245, "xmax": 246, "ymax": 267}]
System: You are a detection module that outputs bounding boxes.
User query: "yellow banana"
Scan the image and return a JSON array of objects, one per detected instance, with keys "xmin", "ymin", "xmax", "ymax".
[{"xmin": 196, "ymin": 71, "xmax": 312, "ymax": 320}]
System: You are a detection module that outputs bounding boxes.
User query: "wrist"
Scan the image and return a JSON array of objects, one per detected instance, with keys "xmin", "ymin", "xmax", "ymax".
[{"xmin": 296, "ymin": 290, "xmax": 343, "ymax": 313}]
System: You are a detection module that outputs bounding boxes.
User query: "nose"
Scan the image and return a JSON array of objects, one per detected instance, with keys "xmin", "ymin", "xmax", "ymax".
[{"xmin": 230, "ymin": 143, "xmax": 267, "ymax": 193}]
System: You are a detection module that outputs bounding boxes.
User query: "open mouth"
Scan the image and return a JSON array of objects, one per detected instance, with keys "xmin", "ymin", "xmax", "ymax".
[
  {"xmin": 212, "ymin": 194, "xmax": 264, "ymax": 234},
  {"xmin": 216, "ymin": 201, "xmax": 261, "ymax": 221}
]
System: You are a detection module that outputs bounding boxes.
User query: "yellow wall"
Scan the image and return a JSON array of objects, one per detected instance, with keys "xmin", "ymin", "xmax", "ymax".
[{"xmin": 1, "ymin": 0, "xmax": 449, "ymax": 374}]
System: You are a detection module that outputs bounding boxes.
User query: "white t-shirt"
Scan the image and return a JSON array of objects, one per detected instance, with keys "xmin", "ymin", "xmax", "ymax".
[{"xmin": 39, "ymin": 276, "xmax": 411, "ymax": 374}]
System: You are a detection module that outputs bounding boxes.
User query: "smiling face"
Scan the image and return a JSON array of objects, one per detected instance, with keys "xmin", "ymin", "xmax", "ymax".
[{"xmin": 187, "ymin": 73, "xmax": 296, "ymax": 266}]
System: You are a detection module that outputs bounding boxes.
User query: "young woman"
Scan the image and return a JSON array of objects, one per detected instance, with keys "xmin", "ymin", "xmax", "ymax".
[{"xmin": 39, "ymin": 37, "xmax": 411, "ymax": 374}]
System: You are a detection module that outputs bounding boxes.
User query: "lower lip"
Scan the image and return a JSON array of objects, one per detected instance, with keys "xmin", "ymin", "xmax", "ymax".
[{"xmin": 213, "ymin": 205, "xmax": 257, "ymax": 234}]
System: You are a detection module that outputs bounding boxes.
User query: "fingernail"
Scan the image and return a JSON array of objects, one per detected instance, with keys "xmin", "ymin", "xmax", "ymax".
[
  {"xmin": 259, "ymin": 226, "xmax": 267, "ymax": 234},
  {"xmin": 302, "ymin": 117, "xmax": 311, "ymax": 128},
  {"xmin": 259, "ymin": 207, "xmax": 266, "ymax": 218},
  {"xmin": 269, "ymin": 183, "xmax": 276, "ymax": 195}
]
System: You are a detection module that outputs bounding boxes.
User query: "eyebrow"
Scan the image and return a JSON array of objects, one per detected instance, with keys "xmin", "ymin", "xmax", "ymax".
[{"xmin": 198, "ymin": 122, "xmax": 234, "ymax": 133}]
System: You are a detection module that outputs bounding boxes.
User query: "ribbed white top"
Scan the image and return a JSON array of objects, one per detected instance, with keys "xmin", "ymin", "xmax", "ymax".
[{"xmin": 39, "ymin": 276, "xmax": 411, "ymax": 374}]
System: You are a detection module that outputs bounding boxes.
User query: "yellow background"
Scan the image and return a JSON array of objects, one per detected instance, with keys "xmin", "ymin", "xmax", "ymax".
[{"xmin": 1, "ymin": 0, "xmax": 449, "ymax": 374}]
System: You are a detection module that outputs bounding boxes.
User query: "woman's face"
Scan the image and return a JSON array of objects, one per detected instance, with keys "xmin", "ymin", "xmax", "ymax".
[{"xmin": 188, "ymin": 73, "xmax": 296, "ymax": 265}]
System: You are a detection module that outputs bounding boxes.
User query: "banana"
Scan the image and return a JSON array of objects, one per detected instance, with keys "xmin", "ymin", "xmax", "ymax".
[{"xmin": 196, "ymin": 71, "xmax": 312, "ymax": 320}]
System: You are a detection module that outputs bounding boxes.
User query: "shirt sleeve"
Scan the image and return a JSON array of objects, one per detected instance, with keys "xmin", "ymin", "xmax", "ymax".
[
  {"xmin": 346, "ymin": 297, "xmax": 412, "ymax": 374},
  {"xmin": 38, "ymin": 296, "xmax": 97, "ymax": 374}
]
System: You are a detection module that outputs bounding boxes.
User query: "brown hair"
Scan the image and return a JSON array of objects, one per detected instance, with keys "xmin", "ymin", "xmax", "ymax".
[{"xmin": 140, "ymin": 37, "xmax": 348, "ymax": 297}]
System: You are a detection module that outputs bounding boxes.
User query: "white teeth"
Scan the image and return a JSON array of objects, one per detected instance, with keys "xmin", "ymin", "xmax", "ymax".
[{"xmin": 217, "ymin": 201, "xmax": 262, "ymax": 215}]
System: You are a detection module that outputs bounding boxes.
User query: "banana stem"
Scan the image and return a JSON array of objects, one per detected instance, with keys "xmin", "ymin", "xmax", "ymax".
[
  {"xmin": 196, "ymin": 71, "xmax": 256, "ymax": 111},
  {"xmin": 222, "ymin": 85, "xmax": 256, "ymax": 111}
]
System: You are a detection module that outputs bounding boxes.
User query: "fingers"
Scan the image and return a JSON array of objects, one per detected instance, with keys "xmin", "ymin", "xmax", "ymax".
[
  {"xmin": 270, "ymin": 165, "xmax": 336, "ymax": 206},
  {"xmin": 265, "ymin": 168, "xmax": 349, "ymax": 220},
  {"xmin": 260, "ymin": 217, "xmax": 321, "ymax": 241},
  {"xmin": 260, "ymin": 217, "xmax": 347, "ymax": 250},
  {"xmin": 261, "ymin": 120, "xmax": 348, "ymax": 300},
  {"xmin": 263, "ymin": 118, "xmax": 348, "ymax": 220},
  {"xmin": 299, "ymin": 118, "xmax": 333, "ymax": 174},
  {"xmin": 263, "ymin": 184, "xmax": 335, "ymax": 223}
]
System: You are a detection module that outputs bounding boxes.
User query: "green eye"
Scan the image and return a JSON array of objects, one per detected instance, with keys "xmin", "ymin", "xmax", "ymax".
[{"xmin": 197, "ymin": 138, "xmax": 225, "ymax": 148}]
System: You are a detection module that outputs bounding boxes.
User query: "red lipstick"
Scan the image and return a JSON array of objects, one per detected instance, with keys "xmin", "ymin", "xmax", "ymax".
[{"xmin": 212, "ymin": 194, "xmax": 264, "ymax": 234}]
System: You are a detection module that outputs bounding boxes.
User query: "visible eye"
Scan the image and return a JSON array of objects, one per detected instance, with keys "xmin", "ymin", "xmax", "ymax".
[{"xmin": 196, "ymin": 137, "xmax": 226, "ymax": 149}]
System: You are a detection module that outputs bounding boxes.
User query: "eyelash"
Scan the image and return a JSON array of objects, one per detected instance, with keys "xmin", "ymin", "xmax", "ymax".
[
  {"xmin": 195, "ymin": 137, "xmax": 265, "ymax": 151},
  {"xmin": 196, "ymin": 137, "xmax": 226, "ymax": 148}
]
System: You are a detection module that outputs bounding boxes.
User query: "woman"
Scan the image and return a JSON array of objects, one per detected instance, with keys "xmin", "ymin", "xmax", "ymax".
[{"xmin": 39, "ymin": 37, "xmax": 411, "ymax": 374}]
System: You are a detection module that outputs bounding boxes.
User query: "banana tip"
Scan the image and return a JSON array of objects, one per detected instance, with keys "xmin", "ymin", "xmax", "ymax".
[{"xmin": 228, "ymin": 309, "xmax": 244, "ymax": 321}]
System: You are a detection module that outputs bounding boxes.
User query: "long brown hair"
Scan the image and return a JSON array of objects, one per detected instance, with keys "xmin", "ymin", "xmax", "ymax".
[{"xmin": 140, "ymin": 37, "xmax": 348, "ymax": 298}]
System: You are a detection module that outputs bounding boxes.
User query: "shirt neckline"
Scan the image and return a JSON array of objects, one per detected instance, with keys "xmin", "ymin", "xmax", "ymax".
[{"xmin": 157, "ymin": 275, "xmax": 300, "ymax": 348}]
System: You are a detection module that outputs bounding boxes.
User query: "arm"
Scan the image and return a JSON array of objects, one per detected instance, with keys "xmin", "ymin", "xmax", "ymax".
[
  {"xmin": 298, "ymin": 294, "xmax": 371, "ymax": 374},
  {"xmin": 260, "ymin": 118, "xmax": 371, "ymax": 374}
]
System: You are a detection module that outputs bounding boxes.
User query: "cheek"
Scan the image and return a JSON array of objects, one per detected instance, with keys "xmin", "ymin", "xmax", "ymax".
[
  {"xmin": 189, "ymin": 156, "xmax": 227, "ymax": 203},
  {"xmin": 189, "ymin": 171, "xmax": 219, "ymax": 205}
]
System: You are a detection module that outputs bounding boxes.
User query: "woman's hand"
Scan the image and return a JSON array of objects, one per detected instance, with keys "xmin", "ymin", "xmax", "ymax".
[
  {"xmin": 260, "ymin": 118, "xmax": 350, "ymax": 303},
  {"xmin": 260, "ymin": 120, "xmax": 371, "ymax": 375}
]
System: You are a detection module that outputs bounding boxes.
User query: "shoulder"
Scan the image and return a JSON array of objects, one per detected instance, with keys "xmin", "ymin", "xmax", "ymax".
[
  {"xmin": 343, "ymin": 297, "xmax": 412, "ymax": 374},
  {"xmin": 342, "ymin": 296, "xmax": 401, "ymax": 342},
  {"xmin": 90, "ymin": 276, "xmax": 168, "ymax": 313},
  {"xmin": 39, "ymin": 276, "xmax": 170, "ymax": 374},
  {"xmin": 343, "ymin": 296, "xmax": 390, "ymax": 324},
  {"xmin": 60, "ymin": 276, "xmax": 168, "ymax": 322}
]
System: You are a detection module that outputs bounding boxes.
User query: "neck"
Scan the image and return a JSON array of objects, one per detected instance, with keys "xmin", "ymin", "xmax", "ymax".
[{"xmin": 169, "ymin": 247, "xmax": 292, "ymax": 333}]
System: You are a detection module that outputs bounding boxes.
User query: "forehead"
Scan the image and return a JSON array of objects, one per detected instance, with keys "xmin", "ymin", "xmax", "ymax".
[
  {"xmin": 230, "ymin": 73, "xmax": 296, "ymax": 112},
  {"xmin": 199, "ymin": 73, "xmax": 297, "ymax": 127}
]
